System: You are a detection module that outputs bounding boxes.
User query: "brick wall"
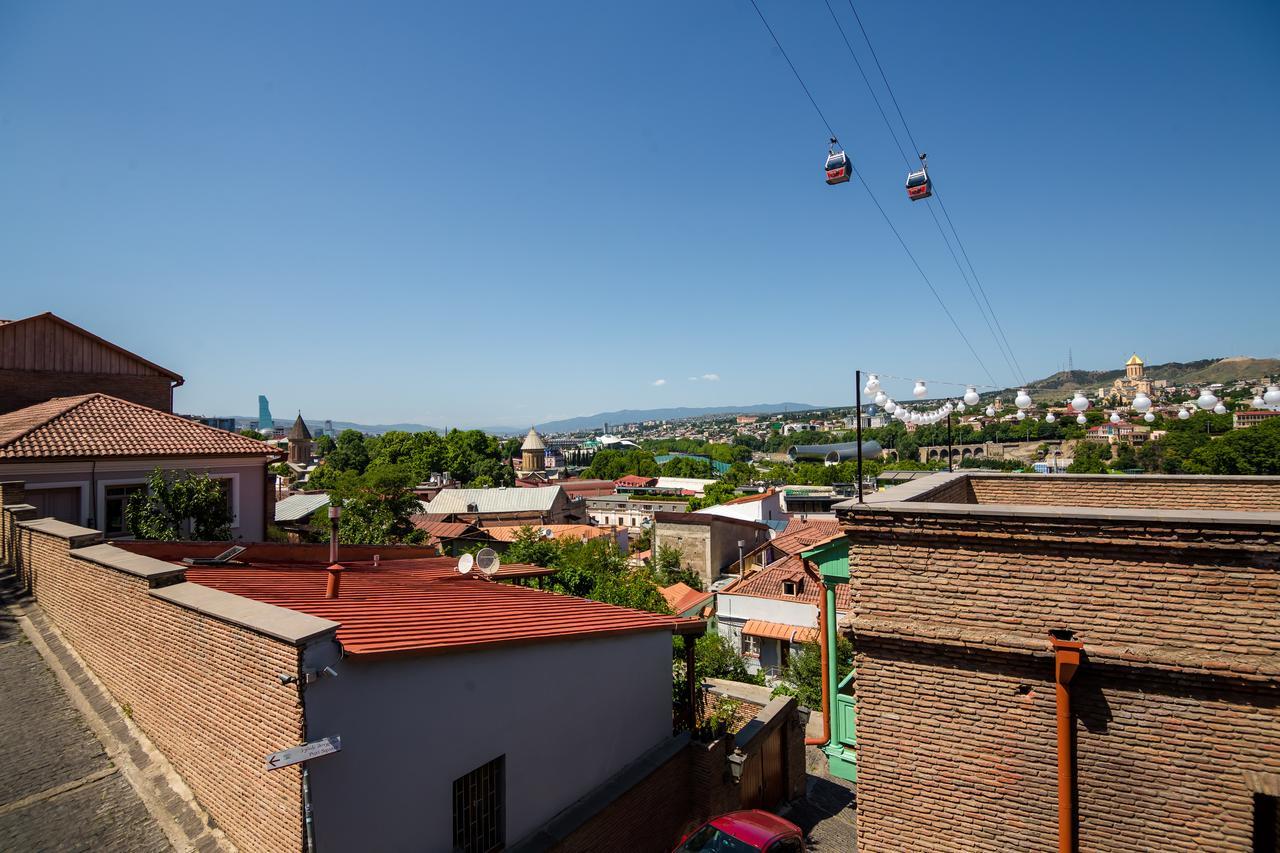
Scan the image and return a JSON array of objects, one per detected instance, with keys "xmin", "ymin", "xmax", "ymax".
[
  {"xmin": 841, "ymin": 494, "xmax": 1280, "ymax": 851},
  {"xmin": 4, "ymin": 508, "xmax": 309, "ymax": 853},
  {"xmin": 964, "ymin": 473, "xmax": 1280, "ymax": 511},
  {"xmin": 0, "ymin": 370, "xmax": 174, "ymax": 414}
]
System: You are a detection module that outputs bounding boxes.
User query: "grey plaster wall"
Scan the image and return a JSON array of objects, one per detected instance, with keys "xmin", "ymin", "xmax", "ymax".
[{"xmin": 302, "ymin": 630, "xmax": 674, "ymax": 852}]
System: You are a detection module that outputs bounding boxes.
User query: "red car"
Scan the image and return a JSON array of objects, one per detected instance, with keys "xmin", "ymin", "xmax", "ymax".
[{"xmin": 673, "ymin": 810, "xmax": 804, "ymax": 852}]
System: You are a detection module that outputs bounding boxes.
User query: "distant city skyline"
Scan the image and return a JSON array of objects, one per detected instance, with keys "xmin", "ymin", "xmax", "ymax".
[{"xmin": 2, "ymin": 2, "xmax": 1277, "ymax": 425}]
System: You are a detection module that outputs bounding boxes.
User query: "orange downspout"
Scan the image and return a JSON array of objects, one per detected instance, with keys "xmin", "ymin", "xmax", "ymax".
[
  {"xmin": 1050, "ymin": 635, "xmax": 1084, "ymax": 853},
  {"xmin": 804, "ymin": 576, "xmax": 830, "ymax": 746}
]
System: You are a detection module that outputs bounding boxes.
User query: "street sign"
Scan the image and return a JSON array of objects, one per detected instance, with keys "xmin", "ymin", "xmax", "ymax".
[{"xmin": 264, "ymin": 736, "xmax": 341, "ymax": 771}]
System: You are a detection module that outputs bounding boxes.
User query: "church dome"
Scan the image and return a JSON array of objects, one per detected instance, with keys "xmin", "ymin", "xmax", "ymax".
[{"xmin": 521, "ymin": 427, "xmax": 546, "ymax": 451}]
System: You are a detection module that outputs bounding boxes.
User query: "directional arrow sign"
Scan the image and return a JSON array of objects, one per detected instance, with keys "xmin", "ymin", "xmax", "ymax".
[{"xmin": 264, "ymin": 736, "xmax": 341, "ymax": 771}]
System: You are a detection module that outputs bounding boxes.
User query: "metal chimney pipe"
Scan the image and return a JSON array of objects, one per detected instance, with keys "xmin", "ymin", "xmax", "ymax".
[
  {"xmin": 325, "ymin": 564, "xmax": 344, "ymax": 600},
  {"xmin": 328, "ymin": 505, "xmax": 342, "ymax": 564}
]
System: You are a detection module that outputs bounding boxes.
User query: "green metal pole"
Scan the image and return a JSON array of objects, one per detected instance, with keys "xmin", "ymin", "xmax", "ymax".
[{"xmin": 825, "ymin": 580, "xmax": 838, "ymax": 740}]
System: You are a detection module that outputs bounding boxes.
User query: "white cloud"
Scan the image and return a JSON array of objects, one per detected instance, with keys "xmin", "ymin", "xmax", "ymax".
[
  {"xmin": 651, "ymin": 378, "xmax": 667, "ymax": 386},
  {"xmin": 701, "ymin": 373, "xmax": 721, "ymax": 381}
]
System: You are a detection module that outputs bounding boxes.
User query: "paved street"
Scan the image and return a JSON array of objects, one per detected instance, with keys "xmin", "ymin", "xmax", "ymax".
[{"xmin": 0, "ymin": 593, "xmax": 171, "ymax": 852}]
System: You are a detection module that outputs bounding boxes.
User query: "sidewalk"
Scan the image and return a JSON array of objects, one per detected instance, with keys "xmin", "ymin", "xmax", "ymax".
[{"xmin": 0, "ymin": 569, "xmax": 228, "ymax": 853}]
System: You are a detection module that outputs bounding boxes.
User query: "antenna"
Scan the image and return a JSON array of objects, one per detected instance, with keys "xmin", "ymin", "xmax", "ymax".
[
  {"xmin": 475, "ymin": 547, "xmax": 501, "ymax": 576},
  {"xmin": 457, "ymin": 553, "xmax": 474, "ymax": 575}
]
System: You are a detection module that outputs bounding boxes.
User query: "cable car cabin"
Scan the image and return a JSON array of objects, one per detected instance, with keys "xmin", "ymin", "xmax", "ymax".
[
  {"xmin": 906, "ymin": 168, "xmax": 932, "ymax": 200},
  {"xmin": 825, "ymin": 150, "xmax": 852, "ymax": 185}
]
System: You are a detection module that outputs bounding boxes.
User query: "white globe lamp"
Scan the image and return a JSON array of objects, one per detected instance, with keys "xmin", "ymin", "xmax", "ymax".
[
  {"xmin": 865, "ymin": 374, "xmax": 881, "ymax": 394},
  {"xmin": 1016, "ymin": 410, "xmax": 1026, "ymax": 421},
  {"xmin": 985, "ymin": 405, "xmax": 996, "ymax": 418},
  {"xmin": 1132, "ymin": 393, "xmax": 1151, "ymax": 413},
  {"xmin": 1265, "ymin": 385, "xmax": 1280, "ymax": 407},
  {"xmin": 1070, "ymin": 392, "xmax": 1090, "ymax": 413},
  {"xmin": 1196, "ymin": 389, "xmax": 1217, "ymax": 411},
  {"xmin": 1045, "ymin": 412, "xmax": 1056, "ymax": 423},
  {"xmin": 1143, "ymin": 412, "xmax": 1155, "ymax": 423},
  {"xmin": 1076, "ymin": 413, "xmax": 1087, "ymax": 425},
  {"xmin": 1109, "ymin": 412, "xmax": 1121, "ymax": 424},
  {"xmin": 873, "ymin": 391, "xmax": 888, "ymax": 407},
  {"xmin": 1178, "ymin": 408, "xmax": 1191, "ymax": 420},
  {"xmin": 913, "ymin": 380, "xmax": 928, "ymax": 399},
  {"xmin": 1213, "ymin": 403, "xmax": 1227, "ymax": 415},
  {"xmin": 1015, "ymin": 388, "xmax": 1032, "ymax": 410},
  {"xmin": 963, "ymin": 387, "xmax": 980, "ymax": 407}
]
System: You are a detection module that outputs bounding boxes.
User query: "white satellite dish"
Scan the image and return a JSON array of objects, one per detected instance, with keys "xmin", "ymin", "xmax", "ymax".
[
  {"xmin": 475, "ymin": 547, "xmax": 501, "ymax": 576},
  {"xmin": 457, "ymin": 553, "xmax": 474, "ymax": 575}
]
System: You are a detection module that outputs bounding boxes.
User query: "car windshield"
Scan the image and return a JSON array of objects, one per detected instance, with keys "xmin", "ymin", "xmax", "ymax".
[
  {"xmin": 907, "ymin": 171, "xmax": 928, "ymax": 187},
  {"xmin": 677, "ymin": 823, "xmax": 761, "ymax": 853}
]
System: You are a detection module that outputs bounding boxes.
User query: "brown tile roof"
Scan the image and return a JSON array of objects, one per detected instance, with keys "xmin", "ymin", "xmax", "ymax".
[
  {"xmin": 0, "ymin": 394, "xmax": 281, "ymax": 460},
  {"xmin": 722, "ymin": 488, "xmax": 776, "ymax": 506},
  {"xmin": 769, "ymin": 518, "xmax": 844, "ymax": 556},
  {"xmin": 661, "ymin": 582, "xmax": 713, "ymax": 616},
  {"xmin": 723, "ymin": 555, "xmax": 852, "ymax": 611},
  {"xmin": 481, "ymin": 524, "xmax": 618, "ymax": 543},
  {"xmin": 409, "ymin": 517, "xmax": 477, "ymax": 541}
]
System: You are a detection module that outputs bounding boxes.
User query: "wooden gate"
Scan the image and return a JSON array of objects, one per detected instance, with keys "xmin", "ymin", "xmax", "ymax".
[{"xmin": 738, "ymin": 725, "xmax": 785, "ymax": 811}]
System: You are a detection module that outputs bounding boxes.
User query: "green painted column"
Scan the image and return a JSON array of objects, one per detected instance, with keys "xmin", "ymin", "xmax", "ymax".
[{"xmin": 824, "ymin": 580, "xmax": 838, "ymax": 739}]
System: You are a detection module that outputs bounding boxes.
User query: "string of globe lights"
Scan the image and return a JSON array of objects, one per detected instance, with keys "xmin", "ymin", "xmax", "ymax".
[{"xmin": 848, "ymin": 373, "xmax": 1280, "ymax": 502}]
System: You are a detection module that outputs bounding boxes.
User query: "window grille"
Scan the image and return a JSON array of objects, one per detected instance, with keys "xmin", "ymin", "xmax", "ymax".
[{"xmin": 453, "ymin": 755, "xmax": 505, "ymax": 853}]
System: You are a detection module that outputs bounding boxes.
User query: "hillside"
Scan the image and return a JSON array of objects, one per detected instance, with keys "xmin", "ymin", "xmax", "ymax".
[{"xmin": 1014, "ymin": 357, "xmax": 1279, "ymax": 402}]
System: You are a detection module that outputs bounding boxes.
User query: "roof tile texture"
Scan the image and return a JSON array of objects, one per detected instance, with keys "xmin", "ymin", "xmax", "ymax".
[{"xmin": 0, "ymin": 394, "xmax": 279, "ymax": 460}]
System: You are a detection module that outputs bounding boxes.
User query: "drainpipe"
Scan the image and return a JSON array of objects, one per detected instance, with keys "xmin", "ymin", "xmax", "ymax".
[
  {"xmin": 804, "ymin": 568, "xmax": 832, "ymax": 747},
  {"xmin": 1050, "ymin": 632, "xmax": 1084, "ymax": 853}
]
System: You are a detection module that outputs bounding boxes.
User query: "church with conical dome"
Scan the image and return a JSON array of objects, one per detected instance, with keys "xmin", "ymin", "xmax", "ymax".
[{"xmin": 1109, "ymin": 353, "xmax": 1162, "ymax": 402}]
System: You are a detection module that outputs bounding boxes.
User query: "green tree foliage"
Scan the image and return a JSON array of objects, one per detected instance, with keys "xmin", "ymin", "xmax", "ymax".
[
  {"xmin": 686, "ymin": 481, "xmax": 740, "ymax": 511},
  {"xmin": 312, "ymin": 465, "xmax": 425, "ymax": 545},
  {"xmin": 326, "ymin": 429, "xmax": 371, "ymax": 473},
  {"xmin": 548, "ymin": 537, "xmax": 671, "ymax": 613},
  {"xmin": 502, "ymin": 525, "xmax": 562, "ymax": 567},
  {"xmin": 1112, "ymin": 442, "xmax": 1138, "ymax": 470},
  {"xmin": 720, "ymin": 461, "xmax": 758, "ymax": 487},
  {"xmin": 1182, "ymin": 416, "xmax": 1280, "ymax": 474},
  {"xmin": 653, "ymin": 545, "xmax": 703, "ymax": 591},
  {"xmin": 312, "ymin": 434, "xmax": 336, "ymax": 458},
  {"xmin": 643, "ymin": 439, "xmax": 751, "ymax": 465},
  {"xmin": 772, "ymin": 636, "xmax": 854, "ymax": 710},
  {"xmin": 1067, "ymin": 440, "xmax": 1113, "ymax": 474},
  {"xmin": 126, "ymin": 469, "xmax": 234, "ymax": 541},
  {"xmin": 660, "ymin": 456, "xmax": 714, "ymax": 479},
  {"xmin": 681, "ymin": 632, "xmax": 763, "ymax": 685},
  {"xmin": 238, "ymin": 428, "xmax": 264, "ymax": 439},
  {"xmin": 581, "ymin": 449, "xmax": 659, "ymax": 481}
]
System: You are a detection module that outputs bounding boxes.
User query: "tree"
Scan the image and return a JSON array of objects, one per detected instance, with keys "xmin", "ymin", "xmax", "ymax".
[
  {"xmin": 660, "ymin": 456, "xmax": 714, "ymax": 479},
  {"xmin": 548, "ymin": 538, "xmax": 671, "ymax": 613},
  {"xmin": 313, "ymin": 465, "xmax": 425, "ymax": 545},
  {"xmin": 1185, "ymin": 416, "xmax": 1280, "ymax": 474},
  {"xmin": 682, "ymin": 632, "xmax": 763, "ymax": 685},
  {"xmin": 312, "ymin": 434, "xmax": 336, "ymax": 458},
  {"xmin": 687, "ymin": 481, "xmax": 739, "ymax": 512},
  {"xmin": 772, "ymin": 636, "xmax": 854, "ymax": 710},
  {"xmin": 126, "ymin": 469, "xmax": 234, "ymax": 541},
  {"xmin": 581, "ymin": 449, "xmax": 659, "ymax": 481},
  {"xmin": 503, "ymin": 525, "xmax": 561, "ymax": 567},
  {"xmin": 653, "ymin": 545, "xmax": 703, "ymax": 591},
  {"xmin": 238, "ymin": 428, "xmax": 265, "ymax": 439},
  {"xmin": 326, "ymin": 429, "xmax": 371, "ymax": 473},
  {"xmin": 1067, "ymin": 441, "xmax": 1112, "ymax": 474},
  {"xmin": 1112, "ymin": 442, "xmax": 1138, "ymax": 470}
]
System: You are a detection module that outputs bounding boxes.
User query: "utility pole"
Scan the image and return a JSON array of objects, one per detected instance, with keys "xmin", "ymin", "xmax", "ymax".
[
  {"xmin": 947, "ymin": 410, "xmax": 953, "ymax": 473},
  {"xmin": 855, "ymin": 369, "xmax": 864, "ymax": 503}
]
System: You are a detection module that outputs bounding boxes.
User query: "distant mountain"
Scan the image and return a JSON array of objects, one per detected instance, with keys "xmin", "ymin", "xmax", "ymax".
[
  {"xmin": 1014, "ymin": 356, "xmax": 1280, "ymax": 402},
  {"xmin": 517, "ymin": 403, "xmax": 825, "ymax": 435}
]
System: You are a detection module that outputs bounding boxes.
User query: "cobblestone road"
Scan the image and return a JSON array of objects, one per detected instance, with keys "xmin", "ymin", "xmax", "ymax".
[{"xmin": 0, "ymin": 581, "xmax": 172, "ymax": 853}]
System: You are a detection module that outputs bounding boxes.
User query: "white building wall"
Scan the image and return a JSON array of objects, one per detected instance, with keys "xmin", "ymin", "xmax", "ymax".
[
  {"xmin": 301, "ymin": 630, "xmax": 674, "ymax": 852},
  {"xmin": 695, "ymin": 492, "xmax": 784, "ymax": 524}
]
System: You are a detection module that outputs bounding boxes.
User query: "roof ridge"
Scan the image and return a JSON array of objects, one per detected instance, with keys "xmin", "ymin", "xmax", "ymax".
[
  {"xmin": 88, "ymin": 393, "xmax": 281, "ymax": 450},
  {"xmin": 0, "ymin": 393, "xmax": 97, "ymax": 450}
]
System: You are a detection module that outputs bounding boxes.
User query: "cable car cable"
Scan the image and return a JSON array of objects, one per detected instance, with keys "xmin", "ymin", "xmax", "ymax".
[
  {"xmin": 845, "ymin": 0, "xmax": 1028, "ymax": 385},
  {"xmin": 822, "ymin": 0, "xmax": 1021, "ymax": 387},
  {"xmin": 744, "ymin": 0, "xmax": 998, "ymax": 388}
]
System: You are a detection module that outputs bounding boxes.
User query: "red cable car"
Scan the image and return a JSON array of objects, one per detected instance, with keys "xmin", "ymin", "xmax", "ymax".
[
  {"xmin": 825, "ymin": 138, "xmax": 851, "ymax": 185},
  {"xmin": 905, "ymin": 152, "xmax": 931, "ymax": 200}
]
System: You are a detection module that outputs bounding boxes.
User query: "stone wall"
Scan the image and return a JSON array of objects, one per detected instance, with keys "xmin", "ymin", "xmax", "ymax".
[
  {"xmin": 964, "ymin": 473, "xmax": 1280, "ymax": 511},
  {"xmin": 1, "ymin": 487, "xmax": 335, "ymax": 853}
]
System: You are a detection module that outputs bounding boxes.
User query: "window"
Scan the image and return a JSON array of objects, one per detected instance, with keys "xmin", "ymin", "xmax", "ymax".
[
  {"xmin": 767, "ymin": 839, "xmax": 804, "ymax": 853},
  {"xmin": 677, "ymin": 823, "xmax": 757, "ymax": 852},
  {"xmin": 104, "ymin": 484, "xmax": 146, "ymax": 536},
  {"xmin": 782, "ymin": 580, "xmax": 802, "ymax": 596},
  {"xmin": 453, "ymin": 755, "xmax": 505, "ymax": 853},
  {"xmin": 742, "ymin": 634, "xmax": 760, "ymax": 658}
]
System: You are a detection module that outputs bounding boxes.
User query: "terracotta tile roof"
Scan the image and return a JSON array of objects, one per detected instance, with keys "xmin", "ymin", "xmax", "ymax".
[
  {"xmin": 661, "ymin": 582, "xmax": 713, "ymax": 616},
  {"xmin": 481, "ymin": 524, "xmax": 617, "ymax": 543},
  {"xmin": 722, "ymin": 555, "xmax": 852, "ymax": 611},
  {"xmin": 409, "ymin": 517, "xmax": 477, "ymax": 541},
  {"xmin": 742, "ymin": 619, "xmax": 819, "ymax": 644},
  {"xmin": 185, "ymin": 557, "xmax": 694, "ymax": 656},
  {"xmin": 769, "ymin": 518, "xmax": 844, "ymax": 556},
  {"xmin": 0, "ymin": 394, "xmax": 281, "ymax": 460},
  {"xmin": 615, "ymin": 475, "xmax": 658, "ymax": 488}
]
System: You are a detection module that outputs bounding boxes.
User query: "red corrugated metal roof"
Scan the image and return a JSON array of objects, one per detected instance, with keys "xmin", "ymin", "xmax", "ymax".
[{"xmin": 185, "ymin": 557, "xmax": 692, "ymax": 657}]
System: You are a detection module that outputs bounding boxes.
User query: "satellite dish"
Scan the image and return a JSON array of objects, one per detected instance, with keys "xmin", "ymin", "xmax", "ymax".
[
  {"xmin": 457, "ymin": 553, "xmax": 474, "ymax": 575},
  {"xmin": 476, "ymin": 547, "xmax": 501, "ymax": 576}
]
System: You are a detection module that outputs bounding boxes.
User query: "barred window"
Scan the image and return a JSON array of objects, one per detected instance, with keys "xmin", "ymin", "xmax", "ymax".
[{"xmin": 453, "ymin": 755, "xmax": 505, "ymax": 853}]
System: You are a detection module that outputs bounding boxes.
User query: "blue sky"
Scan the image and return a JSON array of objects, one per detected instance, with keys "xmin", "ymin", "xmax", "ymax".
[{"xmin": 2, "ymin": 1, "xmax": 1277, "ymax": 427}]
